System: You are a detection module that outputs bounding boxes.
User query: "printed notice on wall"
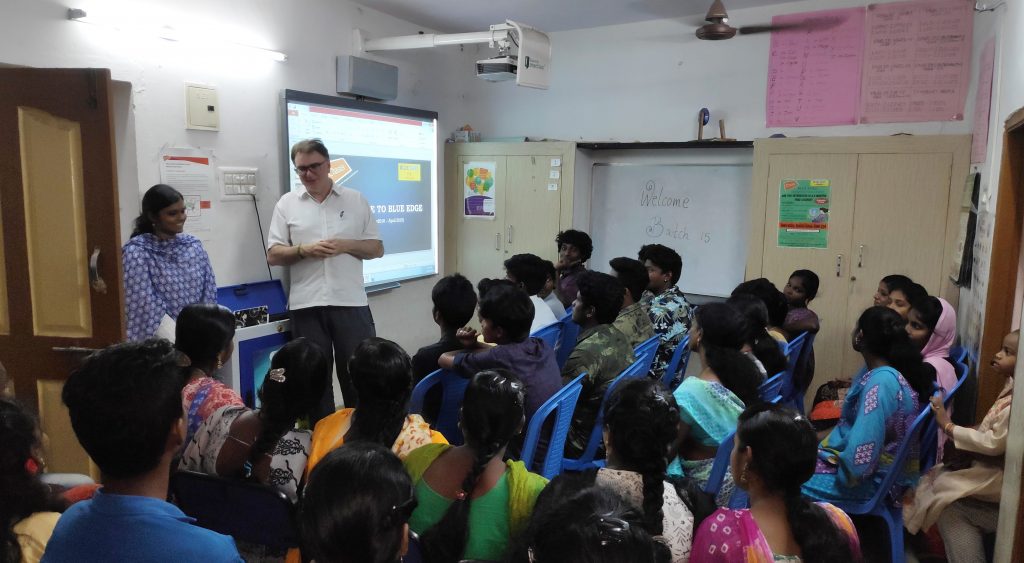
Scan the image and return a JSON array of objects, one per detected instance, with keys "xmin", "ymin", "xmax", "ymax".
[
  {"xmin": 860, "ymin": 0, "xmax": 972, "ymax": 124},
  {"xmin": 971, "ymin": 38, "xmax": 996, "ymax": 164},
  {"xmin": 464, "ymin": 161, "xmax": 497, "ymax": 218},
  {"xmin": 158, "ymin": 147, "xmax": 214, "ymax": 237},
  {"xmin": 766, "ymin": 7, "xmax": 866, "ymax": 127},
  {"xmin": 778, "ymin": 179, "xmax": 831, "ymax": 249}
]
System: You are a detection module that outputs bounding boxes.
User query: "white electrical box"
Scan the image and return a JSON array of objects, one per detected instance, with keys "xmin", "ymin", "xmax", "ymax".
[
  {"xmin": 185, "ymin": 84, "xmax": 219, "ymax": 131},
  {"xmin": 219, "ymin": 166, "xmax": 258, "ymax": 200}
]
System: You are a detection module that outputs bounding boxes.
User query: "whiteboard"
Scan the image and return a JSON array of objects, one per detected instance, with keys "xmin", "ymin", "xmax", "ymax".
[{"xmin": 589, "ymin": 164, "xmax": 752, "ymax": 297}]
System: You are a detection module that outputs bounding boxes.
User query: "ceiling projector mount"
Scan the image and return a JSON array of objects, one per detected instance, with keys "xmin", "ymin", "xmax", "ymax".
[{"xmin": 355, "ymin": 20, "xmax": 551, "ymax": 90}]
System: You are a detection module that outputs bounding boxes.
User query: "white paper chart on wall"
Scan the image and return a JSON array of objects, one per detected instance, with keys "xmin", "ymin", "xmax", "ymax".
[{"xmin": 589, "ymin": 163, "xmax": 753, "ymax": 297}]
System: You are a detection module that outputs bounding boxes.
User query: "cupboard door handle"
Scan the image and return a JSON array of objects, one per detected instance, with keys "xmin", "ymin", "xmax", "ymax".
[
  {"xmin": 836, "ymin": 254, "xmax": 843, "ymax": 277},
  {"xmin": 507, "ymin": 225, "xmax": 513, "ymax": 244},
  {"xmin": 89, "ymin": 247, "xmax": 107, "ymax": 293},
  {"xmin": 495, "ymin": 233, "xmax": 500, "ymax": 251},
  {"xmin": 858, "ymin": 244, "xmax": 865, "ymax": 268}
]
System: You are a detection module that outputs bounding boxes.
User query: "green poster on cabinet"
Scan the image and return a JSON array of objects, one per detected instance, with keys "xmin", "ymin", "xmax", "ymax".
[{"xmin": 778, "ymin": 179, "xmax": 831, "ymax": 249}]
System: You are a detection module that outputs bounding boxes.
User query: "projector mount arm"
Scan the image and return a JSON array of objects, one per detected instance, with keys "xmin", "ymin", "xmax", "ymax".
[{"xmin": 356, "ymin": 21, "xmax": 525, "ymax": 55}]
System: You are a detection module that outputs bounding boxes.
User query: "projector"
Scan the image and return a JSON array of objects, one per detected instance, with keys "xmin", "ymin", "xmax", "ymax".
[{"xmin": 476, "ymin": 56, "xmax": 517, "ymax": 82}]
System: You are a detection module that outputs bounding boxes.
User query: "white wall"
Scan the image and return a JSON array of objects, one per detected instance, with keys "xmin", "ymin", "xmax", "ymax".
[
  {"xmin": 0, "ymin": 0, "xmax": 468, "ymax": 353},
  {"xmin": 451, "ymin": 0, "xmax": 994, "ymax": 143}
]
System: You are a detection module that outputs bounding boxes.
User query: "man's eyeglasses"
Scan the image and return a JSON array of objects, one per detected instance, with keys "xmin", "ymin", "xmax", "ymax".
[{"xmin": 294, "ymin": 160, "xmax": 328, "ymax": 175}]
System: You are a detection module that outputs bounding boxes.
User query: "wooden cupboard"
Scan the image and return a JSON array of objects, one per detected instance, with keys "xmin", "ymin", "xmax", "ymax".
[{"xmin": 746, "ymin": 136, "xmax": 971, "ymax": 401}]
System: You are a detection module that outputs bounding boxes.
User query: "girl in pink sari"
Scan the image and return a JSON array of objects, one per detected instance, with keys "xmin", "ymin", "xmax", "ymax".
[{"xmin": 691, "ymin": 404, "xmax": 861, "ymax": 563}]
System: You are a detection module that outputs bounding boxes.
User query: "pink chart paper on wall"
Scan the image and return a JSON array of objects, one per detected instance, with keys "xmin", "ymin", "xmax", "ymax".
[
  {"xmin": 860, "ymin": 0, "xmax": 973, "ymax": 124},
  {"xmin": 765, "ymin": 7, "xmax": 865, "ymax": 127}
]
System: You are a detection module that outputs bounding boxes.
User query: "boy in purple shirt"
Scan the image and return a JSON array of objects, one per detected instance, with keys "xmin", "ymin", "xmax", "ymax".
[{"xmin": 439, "ymin": 284, "xmax": 560, "ymax": 427}]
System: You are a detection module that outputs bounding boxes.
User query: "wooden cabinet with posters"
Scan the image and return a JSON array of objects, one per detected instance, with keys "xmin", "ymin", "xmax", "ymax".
[
  {"xmin": 444, "ymin": 142, "xmax": 575, "ymax": 286},
  {"xmin": 746, "ymin": 136, "xmax": 971, "ymax": 403}
]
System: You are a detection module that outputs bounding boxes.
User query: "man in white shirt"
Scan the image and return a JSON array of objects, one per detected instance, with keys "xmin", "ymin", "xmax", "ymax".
[
  {"xmin": 503, "ymin": 253, "xmax": 559, "ymax": 334},
  {"xmin": 267, "ymin": 139, "xmax": 383, "ymax": 422}
]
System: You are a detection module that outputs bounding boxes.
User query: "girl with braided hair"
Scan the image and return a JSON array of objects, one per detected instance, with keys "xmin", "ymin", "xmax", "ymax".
[
  {"xmin": 802, "ymin": 306, "xmax": 933, "ymax": 503},
  {"xmin": 180, "ymin": 337, "xmax": 328, "ymax": 503},
  {"xmin": 522, "ymin": 378, "xmax": 714, "ymax": 563},
  {"xmin": 692, "ymin": 404, "xmax": 861, "ymax": 562},
  {"xmin": 403, "ymin": 369, "xmax": 547, "ymax": 562},
  {"xmin": 305, "ymin": 338, "xmax": 447, "ymax": 476}
]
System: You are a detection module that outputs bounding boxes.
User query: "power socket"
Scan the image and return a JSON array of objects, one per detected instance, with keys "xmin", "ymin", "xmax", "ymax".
[{"xmin": 219, "ymin": 166, "xmax": 258, "ymax": 201}]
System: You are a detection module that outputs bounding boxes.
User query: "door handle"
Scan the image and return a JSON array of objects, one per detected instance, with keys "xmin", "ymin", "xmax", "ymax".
[
  {"xmin": 858, "ymin": 244, "xmax": 865, "ymax": 268},
  {"xmin": 89, "ymin": 247, "xmax": 107, "ymax": 293},
  {"xmin": 495, "ymin": 233, "xmax": 500, "ymax": 251},
  {"xmin": 836, "ymin": 254, "xmax": 843, "ymax": 277},
  {"xmin": 52, "ymin": 346, "xmax": 99, "ymax": 354},
  {"xmin": 507, "ymin": 225, "xmax": 513, "ymax": 244}
]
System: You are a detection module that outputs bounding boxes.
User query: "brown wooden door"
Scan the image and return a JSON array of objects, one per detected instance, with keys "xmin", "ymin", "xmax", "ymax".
[{"xmin": 0, "ymin": 69, "xmax": 124, "ymax": 422}]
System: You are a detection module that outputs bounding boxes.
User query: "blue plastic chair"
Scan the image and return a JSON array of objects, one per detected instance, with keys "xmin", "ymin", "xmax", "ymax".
[
  {"xmin": 951, "ymin": 345, "xmax": 969, "ymax": 368},
  {"xmin": 409, "ymin": 369, "xmax": 469, "ymax": 446},
  {"xmin": 919, "ymin": 360, "xmax": 970, "ymax": 472},
  {"xmin": 780, "ymin": 331, "xmax": 810, "ymax": 412},
  {"xmin": 531, "ymin": 321, "xmax": 563, "ymax": 350},
  {"xmin": 562, "ymin": 358, "xmax": 650, "ymax": 472},
  {"xmin": 811, "ymin": 403, "xmax": 935, "ymax": 563},
  {"xmin": 660, "ymin": 334, "xmax": 692, "ymax": 390},
  {"xmin": 633, "ymin": 335, "xmax": 661, "ymax": 376},
  {"xmin": 521, "ymin": 373, "xmax": 585, "ymax": 479},
  {"xmin": 171, "ymin": 471, "xmax": 297, "ymax": 553},
  {"xmin": 758, "ymin": 371, "xmax": 786, "ymax": 403},
  {"xmin": 702, "ymin": 429, "xmax": 748, "ymax": 509},
  {"xmin": 556, "ymin": 312, "xmax": 580, "ymax": 369}
]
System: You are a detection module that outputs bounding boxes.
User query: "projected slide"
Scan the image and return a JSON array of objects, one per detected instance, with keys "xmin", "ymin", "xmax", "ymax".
[{"xmin": 284, "ymin": 90, "xmax": 438, "ymax": 286}]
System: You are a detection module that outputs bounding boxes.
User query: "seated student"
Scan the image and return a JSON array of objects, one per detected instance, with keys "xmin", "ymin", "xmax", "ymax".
[
  {"xmin": 887, "ymin": 279, "xmax": 928, "ymax": 320},
  {"xmin": 542, "ymin": 379, "xmax": 715, "ymax": 563},
  {"xmin": 404, "ymin": 369, "xmax": 548, "ymax": 562},
  {"xmin": 907, "ymin": 296, "xmax": 958, "ymax": 396},
  {"xmin": 411, "ymin": 273, "xmax": 477, "ymax": 382},
  {"xmin": 562, "ymin": 271, "xmax": 636, "ymax": 458},
  {"xmin": 638, "ymin": 244, "xmax": 693, "ymax": 382},
  {"xmin": 43, "ymin": 340, "xmax": 241, "ymax": 562},
  {"xmin": 511, "ymin": 486, "xmax": 667, "ymax": 563},
  {"xmin": 608, "ymin": 257, "xmax": 656, "ymax": 348},
  {"xmin": 1, "ymin": 400, "xmax": 64, "ymax": 563},
  {"xmin": 782, "ymin": 269, "xmax": 820, "ymax": 393},
  {"xmin": 726, "ymin": 294, "xmax": 787, "ymax": 378},
  {"xmin": 306, "ymin": 337, "xmax": 447, "ymax": 476},
  {"xmin": 873, "ymin": 274, "xmax": 914, "ymax": 307},
  {"xmin": 538, "ymin": 259, "xmax": 567, "ymax": 319},
  {"xmin": 180, "ymin": 338, "xmax": 328, "ymax": 503},
  {"xmin": 802, "ymin": 306, "xmax": 934, "ymax": 503},
  {"xmin": 692, "ymin": 404, "xmax": 861, "ymax": 562},
  {"xmin": 504, "ymin": 253, "xmax": 559, "ymax": 335},
  {"xmin": 669, "ymin": 303, "xmax": 762, "ymax": 499},
  {"xmin": 554, "ymin": 229, "xmax": 593, "ymax": 307},
  {"xmin": 299, "ymin": 442, "xmax": 417, "ymax": 563},
  {"xmin": 439, "ymin": 284, "xmax": 561, "ymax": 429},
  {"xmin": 175, "ymin": 304, "xmax": 244, "ymax": 450},
  {"xmin": 731, "ymin": 278, "xmax": 789, "ymax": 345},
  {"xmin": 904, "ymin": 330, "xmax": 1017, "ymax": 563}
]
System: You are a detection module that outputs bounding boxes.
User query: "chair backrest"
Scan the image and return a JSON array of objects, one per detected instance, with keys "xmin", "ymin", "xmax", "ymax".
[
  {"xmin": 531, "ymin": 321, "xmax": 563, "ymax": 350},
  {"xmin": 703, "ymin": 429, "xmax": 736, "ymax": 498},
  {"xmin": 856, "ymin": 403, "xmax": 934, "ymax": 511},
  {"xmin": 920, "ymin": 361, "xmax": 971, "ymax": 472},
  {"xmin": 570, "ymin": 357, "xmax": 650, "ymax": 465},
  {"xmin": 170, "ymin": 470, "xmax": 297, "ymax": 552},
  {"xmin": 758, "ymin": 371, "xmax": 786, "ymax": 402},
  {"xmin": 661, "ymin": 334, "xmax": 692, "ymax": 389},
  {"xmin": 780, "ymin": 331, "xmax": 808, "ymax": 400},
  {"xmin": 633, "ymin": 335, "xmax": 661, "ymax": 376},
  {"xmin": 951, "ymin": 345, "xmax": 969, "ymax": 367},
  {"xmin": 409, "ymin": 369, "xmax": 469, "ymax": 445},
  {"xmin": 556, "ymin": 312, "xmax": 580, "ymax": 369},
  {"xmin": 521, "ymin": 373, "xmax": 585, "ymax": 479}
]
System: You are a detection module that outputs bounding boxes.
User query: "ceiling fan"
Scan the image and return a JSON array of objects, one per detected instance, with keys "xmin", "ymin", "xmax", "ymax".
[{"xmin": 695, "ymin": 0, "xmax": 841, "ymax": 40}]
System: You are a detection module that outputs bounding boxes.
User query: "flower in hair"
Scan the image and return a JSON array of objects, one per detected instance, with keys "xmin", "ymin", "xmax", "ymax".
[{"xmin": 268, "ymin": 368, "xmax": 286, "ymax": 383}]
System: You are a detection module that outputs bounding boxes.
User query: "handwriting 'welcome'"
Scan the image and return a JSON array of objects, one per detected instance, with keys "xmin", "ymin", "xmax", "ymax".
[{"xmin": 640, "ymin": 181, "xmax": 690, "ymax": 208}]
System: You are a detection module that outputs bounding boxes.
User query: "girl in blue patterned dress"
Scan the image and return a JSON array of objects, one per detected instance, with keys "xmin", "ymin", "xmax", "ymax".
[
  {"xmin": 122, "ymin": 184, "xmax": 217, "ymax": 341},
  {"xmin": 802, "ymin": 306, "xmax": 934, "ymax": 502}
]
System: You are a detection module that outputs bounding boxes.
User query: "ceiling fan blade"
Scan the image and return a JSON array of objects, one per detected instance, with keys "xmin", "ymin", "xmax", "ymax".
[{"xmin": 737, "ymin": 16, "xmax": 845, "ymax": 35}]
